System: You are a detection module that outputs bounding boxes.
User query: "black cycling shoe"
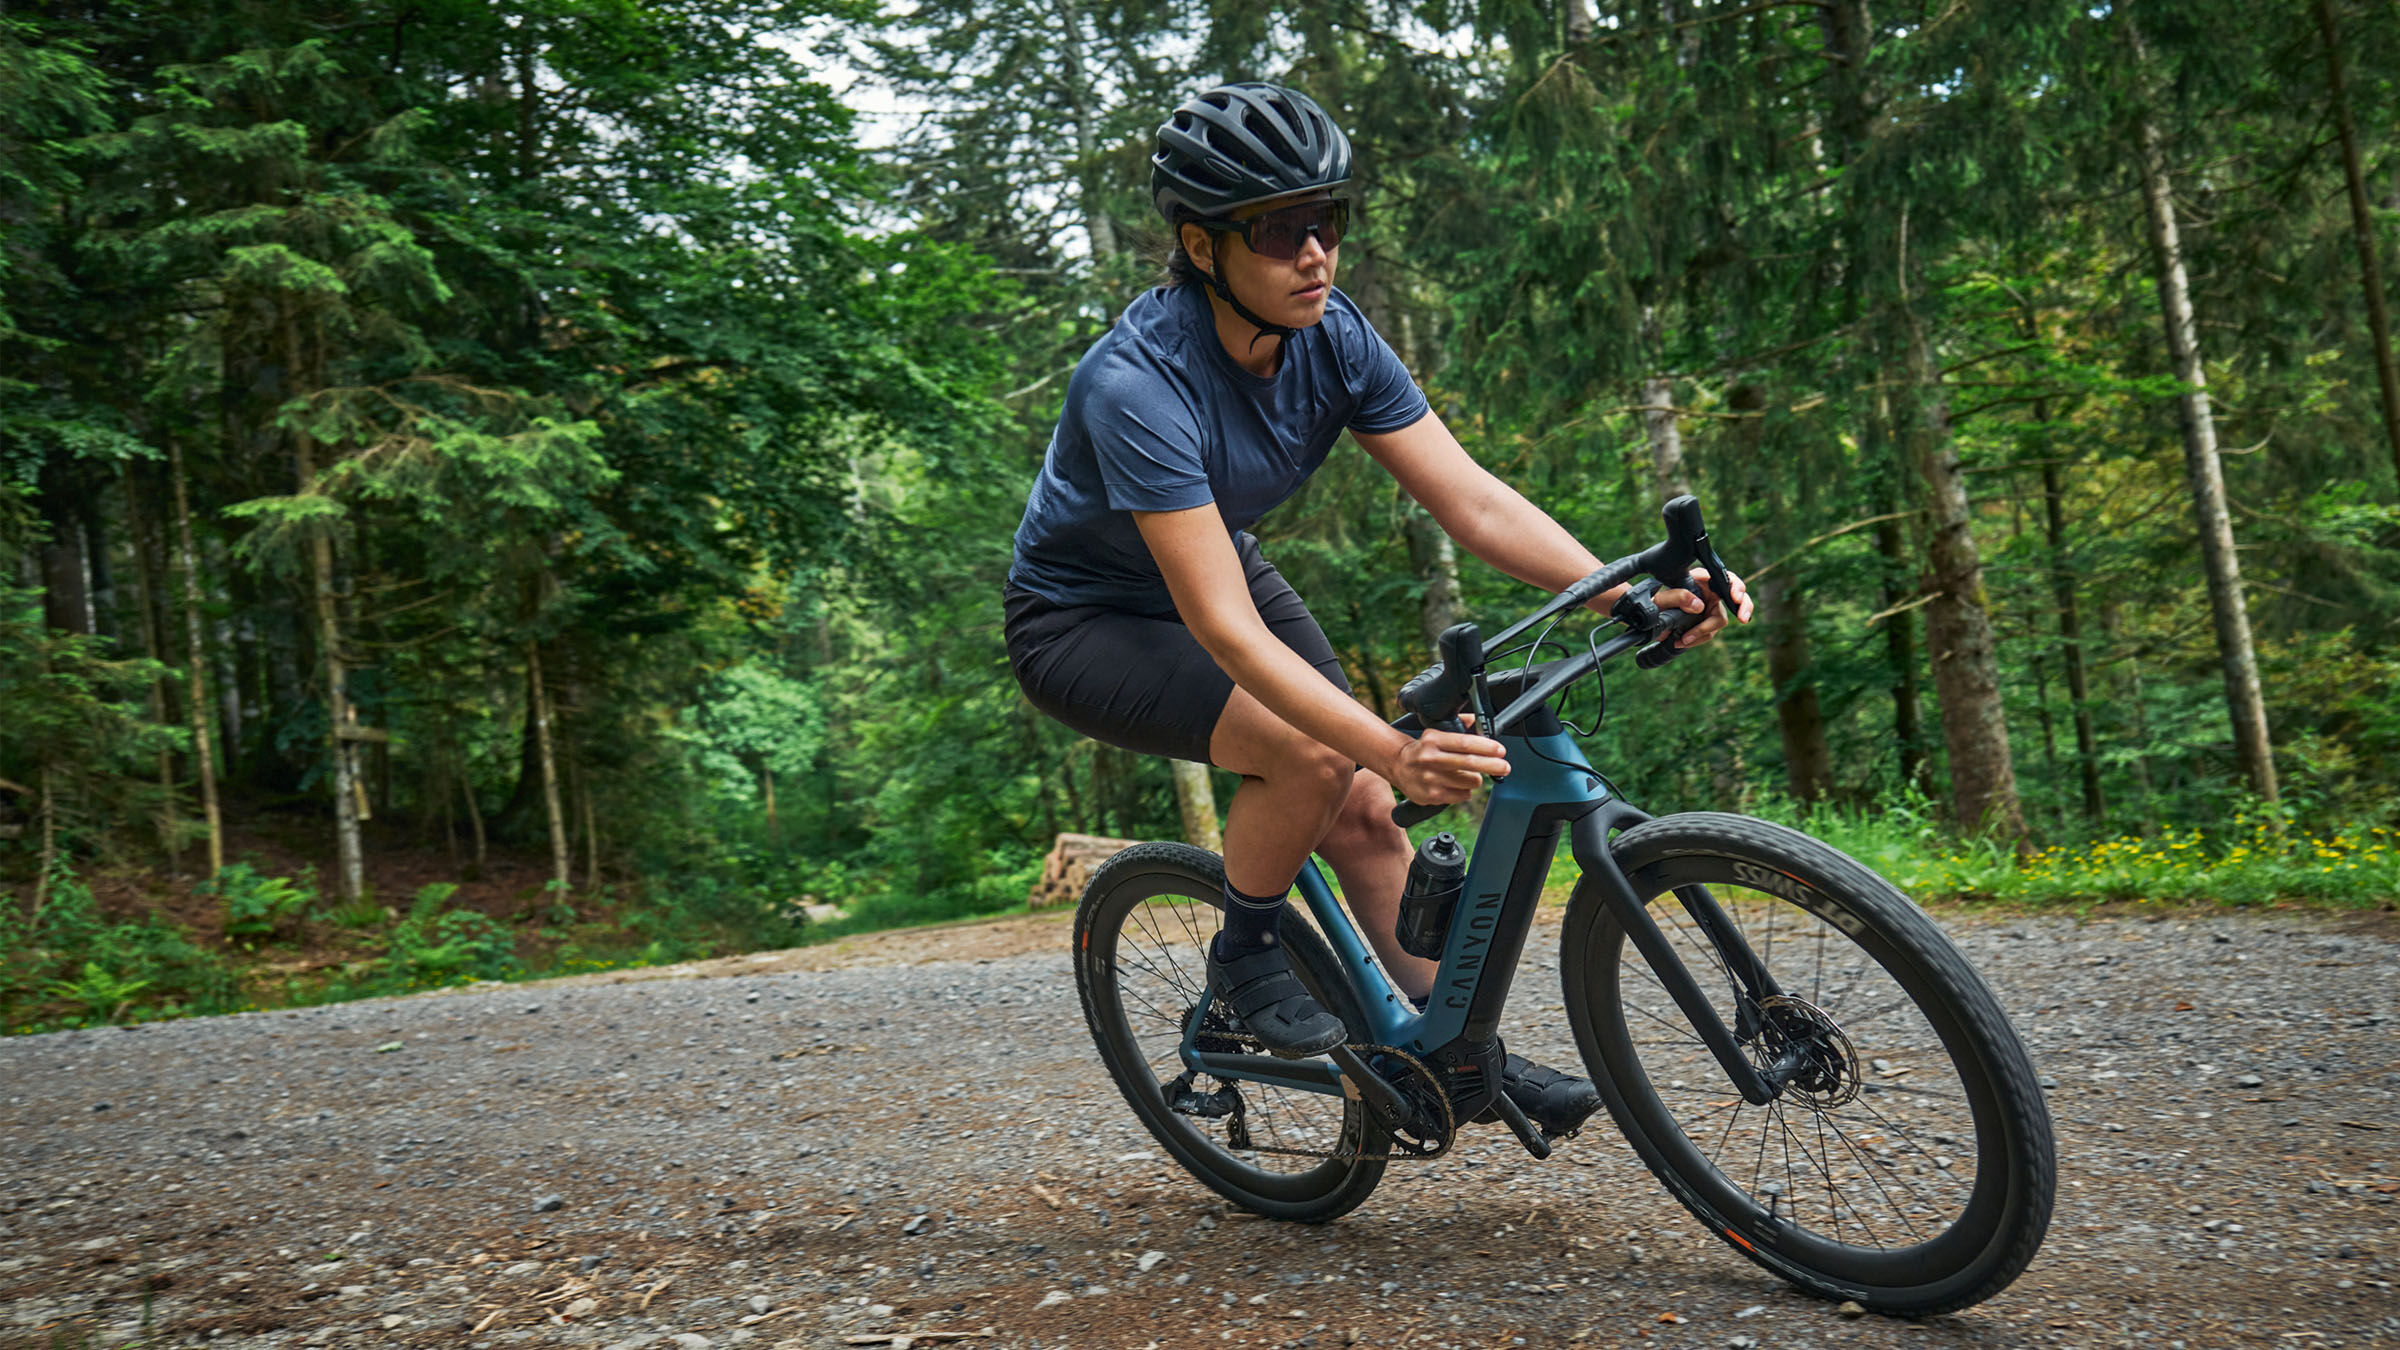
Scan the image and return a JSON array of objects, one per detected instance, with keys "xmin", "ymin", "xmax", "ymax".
[
  {"xmin": 1501, "ymin": 1053, "xmax": 1602, "ymax": 1136},
  {"xmin": 1206, "ymin": 937, "xmax": 1347, "ymax": 1057}
]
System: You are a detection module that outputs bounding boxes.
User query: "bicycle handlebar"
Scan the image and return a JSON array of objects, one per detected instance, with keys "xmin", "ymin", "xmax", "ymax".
[{"xmin": 1389, "ymin": 495, "xmax": 1737, "ymax": 828}]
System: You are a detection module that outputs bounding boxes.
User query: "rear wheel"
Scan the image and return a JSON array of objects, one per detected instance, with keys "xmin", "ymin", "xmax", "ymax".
[
  {"xmin": 1565, "ymin": 813, "xmax": 2054, "ymax": 1314},
  {"xmin": 1074, "ymin": 842, "xmax": 1387, "ymax": 1223}
]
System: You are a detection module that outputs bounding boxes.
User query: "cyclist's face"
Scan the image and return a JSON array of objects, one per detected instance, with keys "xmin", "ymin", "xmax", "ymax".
[{"xmin": 1184, "ymin": 191, "xmax": 1340, "ymax": 328}]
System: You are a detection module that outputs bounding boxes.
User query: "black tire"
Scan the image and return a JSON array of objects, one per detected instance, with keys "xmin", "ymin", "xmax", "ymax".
[
  {"xmin": 1073, "ymin": 842, "xmax": 1388, "ymax": 1223},
  {"xmin": 1563, "ymin": 813, "xmax": 2054, "ymax": 1315}
]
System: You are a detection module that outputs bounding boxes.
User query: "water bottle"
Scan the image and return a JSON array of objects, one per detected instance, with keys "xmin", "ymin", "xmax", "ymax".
[{"xmin": 1395, "ymin": 832, "xmax": 1468, "ymax": 960}]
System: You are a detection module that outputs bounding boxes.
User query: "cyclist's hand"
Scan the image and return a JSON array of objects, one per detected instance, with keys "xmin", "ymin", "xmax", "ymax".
[
  {"xmin": 1387, "ymin": 722, "xmax": 1509, "ymax": 804},
  {"xmin": 1656, "ymin": 567, "xmax": 1755, "ymax": 649}
]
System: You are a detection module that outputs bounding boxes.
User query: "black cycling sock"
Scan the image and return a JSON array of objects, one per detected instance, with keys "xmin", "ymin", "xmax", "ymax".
[{"xmin": 1216, "ymin": 879, "xmax": 1289, "ymax": 955}]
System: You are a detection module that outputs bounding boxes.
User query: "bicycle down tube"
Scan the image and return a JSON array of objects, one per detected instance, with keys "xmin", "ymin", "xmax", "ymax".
[{"xmin": 1179, "ymin": 722, "xmax": 1780, "ymax": 1107}]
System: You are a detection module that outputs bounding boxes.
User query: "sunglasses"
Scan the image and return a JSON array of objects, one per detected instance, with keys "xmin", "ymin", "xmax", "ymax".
[{"xmin": 1195, "ymin": 198, "xmax": 1351, "ymax": 261}]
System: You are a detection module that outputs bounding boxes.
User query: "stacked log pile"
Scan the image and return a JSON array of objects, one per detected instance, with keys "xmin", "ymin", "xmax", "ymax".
[{"xmin": 1027, "ymin": 833, "xmax": 1143, "ymax": 910}]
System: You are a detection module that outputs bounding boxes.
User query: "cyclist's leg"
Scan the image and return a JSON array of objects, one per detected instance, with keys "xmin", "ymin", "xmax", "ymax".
[
  {"xmin": 1206, "ymin": 688, "xmax": 1352, "ymax": 896},
  {"xmin": 1314, "ymin": 770, "xmax": 1433, "ymax": 1001}
]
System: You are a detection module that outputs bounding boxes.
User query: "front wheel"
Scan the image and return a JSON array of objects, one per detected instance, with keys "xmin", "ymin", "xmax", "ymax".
[
  {"xmin": 1564, "ymin": 813, "xmax": 2055, "ymax": 1315},
  {"xmin": 1073, "ymin": 842, "xmax": 1388, "ymax": 1223}
]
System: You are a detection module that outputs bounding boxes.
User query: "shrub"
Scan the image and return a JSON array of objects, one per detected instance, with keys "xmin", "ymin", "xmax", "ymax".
[
  {"xmin": 387, "ymin": 907, "xmax": 521, "ymax": 985},
  {"xmin": 203, "ymin": 862, "xmax": 318, "ymax": 944}
]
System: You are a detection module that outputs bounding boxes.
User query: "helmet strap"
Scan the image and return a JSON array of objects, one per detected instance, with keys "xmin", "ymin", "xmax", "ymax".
[{"xmin": 1200, "ymin": 257, "xmax": 1297, "ymax": 354}]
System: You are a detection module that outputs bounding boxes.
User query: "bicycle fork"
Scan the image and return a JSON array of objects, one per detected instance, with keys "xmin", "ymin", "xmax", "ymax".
[{"xmin": 1569, "ymin": 805, "xmax": 1787, "ymax": 1107}]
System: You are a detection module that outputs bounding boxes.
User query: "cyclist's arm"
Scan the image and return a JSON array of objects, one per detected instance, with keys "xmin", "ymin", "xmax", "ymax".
[
  {"xmin": 1354, "ymin": 410, "xmax": 1753, "ymax": 642},
  {"xmin": 1133, "ymin": 505, "xmax": 1504, "ymax": 798}
]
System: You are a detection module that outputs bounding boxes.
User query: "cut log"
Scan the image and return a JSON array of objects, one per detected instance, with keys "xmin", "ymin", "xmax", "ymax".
[{"xmin": 1027, "ymin": 833, "xmax": 1143, "ymax": 910}]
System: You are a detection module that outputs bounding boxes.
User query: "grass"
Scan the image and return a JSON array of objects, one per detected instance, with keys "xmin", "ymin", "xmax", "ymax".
[{"xmin": 12, "ymin": 807, "xmax": 2391, "ymax": 1035}]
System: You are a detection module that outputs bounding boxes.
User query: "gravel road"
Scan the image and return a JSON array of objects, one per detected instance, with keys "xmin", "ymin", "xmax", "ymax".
[{"xmin": 3, "ymin": 902, "xmax": 2395, "ymax": 1350}]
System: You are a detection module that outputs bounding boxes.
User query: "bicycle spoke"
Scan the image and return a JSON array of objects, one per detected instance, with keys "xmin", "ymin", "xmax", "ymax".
[{"xmin": 1612, "ymin": 879, "xmax": 1990, "ymax": 1261}]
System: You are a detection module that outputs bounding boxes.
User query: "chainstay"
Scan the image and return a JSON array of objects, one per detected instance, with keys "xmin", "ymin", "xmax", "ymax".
[{"xmin": 1177, "ymin": 1033, "xmax": 1457, "ymax": 1163}]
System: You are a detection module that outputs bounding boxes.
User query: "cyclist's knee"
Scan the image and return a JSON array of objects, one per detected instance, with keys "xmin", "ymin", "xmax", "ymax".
[{"xmin": 1324, "ymin": 771, "xmax": 1406, "ymax": 852}]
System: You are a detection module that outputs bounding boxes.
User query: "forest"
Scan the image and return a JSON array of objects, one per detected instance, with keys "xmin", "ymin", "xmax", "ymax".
[{"xmin": 4, "ymin": 0, "xmax": 2397, "ymax": 1032}]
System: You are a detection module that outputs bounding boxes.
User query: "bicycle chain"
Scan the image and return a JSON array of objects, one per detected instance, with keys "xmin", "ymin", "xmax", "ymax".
[{"xmin": 1171, "ymin": 1032, "xmax": 1458, "ymax": 1164}]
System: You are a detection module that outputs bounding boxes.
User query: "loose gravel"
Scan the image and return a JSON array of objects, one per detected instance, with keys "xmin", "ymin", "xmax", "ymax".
[{"xmin": 2, "ymin": 903, "xmax": 2395, "ymax": 1349}]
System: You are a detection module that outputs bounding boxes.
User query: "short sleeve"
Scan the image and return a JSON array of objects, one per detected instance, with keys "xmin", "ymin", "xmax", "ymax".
[
  {"xmin": 1084, "ymin": 360, "xmax": 1216, "ymax": 514},
  {"xmin": 1346, "ymin": 321, "xmax": 1431, "ymax": 435}
]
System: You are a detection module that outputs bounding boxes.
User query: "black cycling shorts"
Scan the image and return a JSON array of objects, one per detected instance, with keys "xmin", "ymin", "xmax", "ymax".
[{"xmin": 1003, "ymin": 535, "xmax": 1350, "ymax": 766}]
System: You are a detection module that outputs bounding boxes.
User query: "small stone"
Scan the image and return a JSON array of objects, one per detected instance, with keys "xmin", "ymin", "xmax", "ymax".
[
  {"xmin": 2104, "ymin": 1122, "xmax": 2126, "ymax": 1133},
  {"xmin": 380, "ymin": 1314, "xmax": 409, "ymax": 1329},
  {"xmin": 566, "ymin": 1297, "xmax": 599, "ymax": 1317},
  {"xmin": 534, "ymin": 1194, "xmax": 565, "ymax": 1213},
  {"xmin": 748, "ymin": 1295, "xmax": 771, "ymax": 1314},
  {"xmin": 668, "ymin": 1336, "xmax": 712, "ymax": 1350},
  {"xmin": 902, "ymin": 1214, "xmax": 927, "ymax": 1235},
  {"xmin": 1036, "ymin": 1290, "xmax": 1073, "ymax": 1309},
  {"xmin": 1138, "ymin": 1251, "xmax": 1168, "ymax": 1273},
  {"xmin": 524, "ymin": 1004, "xmax": 542, "ymax": 1014},
  {"xmin": 503, "ymin": 1260, "xmax": 543, "ymax": 1278},
  {"xmin": 1837, "ymin": 1301, "xmax": 1867, "ymax": 1319},
  {"xmin": 2235, "ymin": 1073, "xmax": 2264, "ymax": 1088},
  {"xmin": 867, "ymin": 1304, "xmax": 895, "ymax": 1317},
  {"xmin": 1733, "ymin": 1305, "xmax": 1765, "ymax": 1319},
  {"xmin": 1729, "ymin": 1338, "xmax": 1759, "ymax": 1350},
  {"xmin": 579, "ymin": 1255, "xmax": 607, "ymax": 1272},
  {"xmin": 339, "ymin": 1284, "xmax": 368, "ymax": 1297},
  {"xmin": 373, "ymin": 1042, "xmax": 402, "ymax": 1053},
  {"xmin": 91, "ymin": 1102, "xmax": 111, "ymax": 1112}
]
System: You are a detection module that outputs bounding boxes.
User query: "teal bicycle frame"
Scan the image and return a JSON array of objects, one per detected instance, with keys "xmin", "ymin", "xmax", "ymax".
[
  {"xmin": 1173, "ymin": 712, "xmax": 1785, "ymax": 1116},
  {"xmin": 1173, "ymin": 724, "xmax": 1615, "ymax": 1099}
]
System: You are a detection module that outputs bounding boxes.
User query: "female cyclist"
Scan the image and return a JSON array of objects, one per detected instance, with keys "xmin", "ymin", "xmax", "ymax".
[{"xmin": 1004, "ymin": 83, "xmax": 1751, "ymax": 1136}]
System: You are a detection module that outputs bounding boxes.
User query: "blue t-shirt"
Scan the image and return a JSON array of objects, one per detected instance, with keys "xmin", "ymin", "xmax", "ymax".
[{"xmin": 1008, "ymin": 282, "xmax": 1431, "ymax": 615}]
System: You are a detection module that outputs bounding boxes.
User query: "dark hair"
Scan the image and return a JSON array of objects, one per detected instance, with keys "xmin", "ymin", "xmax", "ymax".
[{"xmin": 1157, "ymin": 213, "xmax": 1211, "ymax": 288}]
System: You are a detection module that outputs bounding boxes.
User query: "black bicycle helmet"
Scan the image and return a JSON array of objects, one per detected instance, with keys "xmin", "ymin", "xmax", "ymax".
[{"xmin": 1151, "ymin": 83, "xmax": 1352, "ymax": 222}]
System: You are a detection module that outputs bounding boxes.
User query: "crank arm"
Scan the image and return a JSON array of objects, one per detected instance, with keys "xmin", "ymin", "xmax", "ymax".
[
  {"xmin": 1488, "ymin": 1090, "xmax": 1553, "ymax": 1160},
  {"xmin": 1327, "ymin": 1044, "xmax": 1418, "ymax": 1135}
]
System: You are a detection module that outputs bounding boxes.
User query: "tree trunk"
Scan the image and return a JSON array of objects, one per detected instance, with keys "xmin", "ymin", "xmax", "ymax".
[
  {"xmin": 1057, "ymin": 0, "xmax": 1118, "ymax": 270},
  {"xmin": 1641, "ymin": 373, "xmax": 1690, "ymax": 500},
  {"xmin": 462, "ymin": 765, "xmax": 487, "ymax": 872},
  {"xmin": 2040, "ymin": 457, "xmax": 2104, "ymax": 821},
  {"xmin": 2132, "ymin": 94, "xmax": 2279, "ymax": 803},
  {"xmin": 122, "ymin": 463, "xmax": 179, "ymax": 865},
  {"xmin": 292, "ymin": 356, "xmax": 365, "ymax": 903},
  {"xmin": 1171, "ymin": 759, "xmax": 1223, "ymax": 853},
  {"xmin": 1760, "ymin": 571, "xmax": 1831, "ymax": 803},
  {"xmin": 762, "ymin": 764, "xmax": 780, "ymax": 849},
  {"xmin": 35, "ymin": 462, "xmax": 90, "ymax": 637},
  {"xmin": 526, "ymin": 641, "xmax": 570, "ymax": 892},
  {"xmin": 1403, "ymin": 504, "xmax": 1461, "ymax": 651},
  {"xmin": 167, "ymin": 438, "xmax": 224, "ymax": 875},
  {"xmin": 33, "ymin": 762, "xmax": 58, "ymax": 923},
  {"xmin": 1865, "ymin": 384, "xmax": 1932, "ymax": 801},
  {"xmin": 1900, "ymin": 320, "xmax": 2025, "ymax": 837},
  {"xmin": 2315, "ymin": 0, "xmax": 2400, "ymax": 488}
]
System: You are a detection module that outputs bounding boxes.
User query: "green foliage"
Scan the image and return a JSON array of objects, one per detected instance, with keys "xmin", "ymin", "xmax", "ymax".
[
  {"xmin": 45, "ymin": 962, "xmax": 152, "ymax": 1024},
  {"xmin": 386, "ymin": 907, "xmax": 520, "ymax": 987},
  {"xmin": 200, "ymin": 861, "xmax": 318, "ymax": 944},
  {"xmin": 5, "ymin": 1, "xmax": 2397, "ymax": 1037},
  {"xmin": 2, "ymin": 865, "xmax": 237, "ymax": 1031}
]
